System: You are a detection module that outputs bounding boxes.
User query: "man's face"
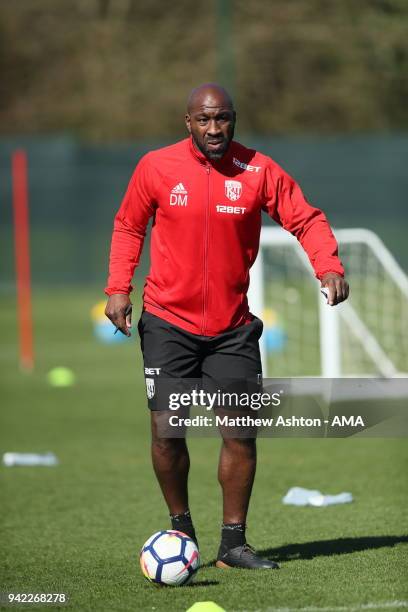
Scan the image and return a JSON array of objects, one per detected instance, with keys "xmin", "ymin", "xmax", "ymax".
[{"xmin": 185, "ymin": 105, "xmax": 236, "ymax": 161}]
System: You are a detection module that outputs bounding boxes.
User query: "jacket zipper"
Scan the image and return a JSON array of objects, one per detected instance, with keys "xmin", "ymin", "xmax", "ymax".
[{"xmin": 201, "ymin": 165, "xmax": 211, "ymax": 334}]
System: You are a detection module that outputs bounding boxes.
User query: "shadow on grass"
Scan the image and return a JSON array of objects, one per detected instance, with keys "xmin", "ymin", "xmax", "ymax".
[
  {"xmin": 202, "ymin": 535, "xmax": 408, "ymax": 567},
  {"xmin": 260, "ymin": 534, "xmax": 408, "ymax": 561}
]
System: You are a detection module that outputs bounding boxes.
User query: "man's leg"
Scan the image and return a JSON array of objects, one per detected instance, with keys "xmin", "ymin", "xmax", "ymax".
[
  {"xmin": 151, "ymin": 412, "xmax": 190, "ymax": 515},
  {"xmin": 218, "ymin": 436, "xmax": 257, "ymax": 524},
  {"xmin": 138, "ymin": 311, "xmax": 201, "ymax": 543},
  {"xmin": 201, "ymin": 317, "xmax": 279, "ymax": 568},
  {"xmin": 150, "ymin": 412, "xmax": 197, "ymax": 543},
  {"xmin": 215, "ymin": 427, "xmax": 277, "ymax": 569}
]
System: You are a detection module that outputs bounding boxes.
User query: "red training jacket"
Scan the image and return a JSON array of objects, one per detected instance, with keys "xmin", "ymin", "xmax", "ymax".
[{"xmin": 105, "ymin": 137, "xmax": 344, "ymax": 336}]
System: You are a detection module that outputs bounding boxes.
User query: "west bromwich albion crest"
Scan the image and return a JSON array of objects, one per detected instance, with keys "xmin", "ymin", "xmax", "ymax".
[
  {"xmin": 225, "ymin": 180, "xmax": 242, "ymax": 202},
  {"xmin": 145, "ymin": 377, "xmax": 155, "ymax": 399}
]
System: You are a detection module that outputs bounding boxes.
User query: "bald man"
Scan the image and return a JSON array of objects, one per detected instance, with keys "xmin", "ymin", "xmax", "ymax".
[{"xmin": 105, "ymin": 83, "xmax": 349, "ymax": 570}]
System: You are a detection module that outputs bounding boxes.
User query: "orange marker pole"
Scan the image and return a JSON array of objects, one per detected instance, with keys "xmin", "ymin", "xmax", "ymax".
[{"xmin": 12, "ymin": 150, "xmax": 34, "ymax": 371}]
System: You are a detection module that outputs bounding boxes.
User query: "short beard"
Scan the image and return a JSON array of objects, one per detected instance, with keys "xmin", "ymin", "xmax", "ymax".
[
  {"xmin": 193, "ymin": 135, "xmax": 231, "ymax": 161},
  {"xmin": 205, "ymin": 145, "xmax": 228, "ymax": 160}
]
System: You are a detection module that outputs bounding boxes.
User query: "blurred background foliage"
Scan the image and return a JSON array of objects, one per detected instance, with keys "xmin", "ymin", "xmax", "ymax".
[
  {"xmin": 1, "ymin": 0, "xmax": 408, "ymax": 141},
  {"xmin": 0, "ymin": 0, "xmax": 407, "ymax": 288}
]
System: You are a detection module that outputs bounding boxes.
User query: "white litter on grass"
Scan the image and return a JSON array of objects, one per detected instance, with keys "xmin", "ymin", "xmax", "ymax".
[
  {"xmin": 282, "ymin": 486, "xmax": 353, "ymax": 507},
  {"xmin": 2, "ymin": 452, "xmax": 59, "ymax": 467}
]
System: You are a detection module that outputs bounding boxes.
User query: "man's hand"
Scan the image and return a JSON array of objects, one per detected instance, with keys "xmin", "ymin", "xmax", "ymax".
[
  {"xmin": 321, "ymin": 273, "xmax": 349, "ymax": 306},
  {"xmin": 105, "ymin": 294, "xmax": 132, "ymax": 337}
]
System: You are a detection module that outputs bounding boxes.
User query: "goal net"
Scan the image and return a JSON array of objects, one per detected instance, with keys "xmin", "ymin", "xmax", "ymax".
[{"xmin": 248, "ymin": 227, "xmax": 408, "ymax": 378}]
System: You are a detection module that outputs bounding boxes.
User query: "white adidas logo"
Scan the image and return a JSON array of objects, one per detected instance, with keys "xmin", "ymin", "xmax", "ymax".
[
  {"xmin": 171, "ymin": 182, "xmax": 187, "ymax": 194},
  {"xmin": 170, "ymin": 183, "xmax": 188, "ymax": 206}
]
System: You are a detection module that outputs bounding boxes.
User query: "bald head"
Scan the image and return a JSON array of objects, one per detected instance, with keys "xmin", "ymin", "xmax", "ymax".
[
  {"xmin": 185, "ymin": 83, "xmax": 236, "ymax": 161},
  {"xmin": 187, "ymin": 83, "xmax": 234, "ymax": 113}
]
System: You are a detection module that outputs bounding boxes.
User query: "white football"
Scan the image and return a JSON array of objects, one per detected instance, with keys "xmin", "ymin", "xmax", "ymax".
[{"xmin": 140, "ymin": 530, "xmax": 200, "ymax": 586}]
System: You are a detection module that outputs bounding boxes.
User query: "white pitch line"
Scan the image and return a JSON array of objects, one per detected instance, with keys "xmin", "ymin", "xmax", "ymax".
[{"xmin": 256, "ymin": 601, "xmax": 408, "ymax": 612}]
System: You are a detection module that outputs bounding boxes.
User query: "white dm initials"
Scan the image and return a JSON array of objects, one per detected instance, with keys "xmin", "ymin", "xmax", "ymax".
[
  {"xmin": 145, "ymin": 367, "xmax": 161, "ymax": 375},
  {"xmin": 170, "ymin": 183, "xmax": 188, "ymax": 206},
  {"xmin": 216, "ymin": 205, "xmax": 246, "ymax": 215}
]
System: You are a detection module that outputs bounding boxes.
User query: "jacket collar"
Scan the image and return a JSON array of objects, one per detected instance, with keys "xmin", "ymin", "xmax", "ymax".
[{"xmin": 188, "ymin": 136, "xmax": 234, "ymax": 168}]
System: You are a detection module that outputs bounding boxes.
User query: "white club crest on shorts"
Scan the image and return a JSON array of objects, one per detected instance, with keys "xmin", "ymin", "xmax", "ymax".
[
  {"xmin": 225, "ymin": 180, "xmax": 242, "ymax": 202},
  {"xmin": 145, "ymin": 377, "xmax": 155, "ymax": 399}
]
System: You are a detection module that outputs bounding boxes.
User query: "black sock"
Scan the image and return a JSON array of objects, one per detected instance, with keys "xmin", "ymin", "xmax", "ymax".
[
  {"xmin": 221, "ymin": 522, "xmax": 246, "ymax": 549},
  {"xmin": 170, "ymin": 509, "xmax": 197, "ymax": 542}
]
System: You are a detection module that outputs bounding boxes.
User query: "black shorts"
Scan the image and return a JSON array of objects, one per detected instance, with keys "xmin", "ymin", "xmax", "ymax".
[{"xmin": 137, "ymin": 310, "xmax": 263, "ymax": 411}]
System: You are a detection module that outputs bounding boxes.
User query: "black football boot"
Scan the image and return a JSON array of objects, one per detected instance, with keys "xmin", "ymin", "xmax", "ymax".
[{"xmin": 216, "ymin": 543, "xmax": 280, "ymax": 569}]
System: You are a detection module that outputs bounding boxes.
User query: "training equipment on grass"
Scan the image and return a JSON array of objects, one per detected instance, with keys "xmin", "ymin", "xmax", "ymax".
[
  {"xmin": 2, "ymin": 452, "xmax": 59, "ymax": 467},
  {"xmin": 140, "ymin": 530, "xmax": 200, "ymax": 586},
  {"xmin": 186, "ymin": 602, "xmax": 226, "ymax": 612},
  {"xmin": 12, "ymin": 149, "xmax": 34, "ymax": 371},
  {"xmin": 283, "ymin": 486, "xmax": 353, "ymax": 506},
  {"xmin": 248, "ymin": 226, "xmax": 408, "ymax": 377},
  {"xmin": 47, "ymin": 367, "xmax": 76, "ymax": 387}
]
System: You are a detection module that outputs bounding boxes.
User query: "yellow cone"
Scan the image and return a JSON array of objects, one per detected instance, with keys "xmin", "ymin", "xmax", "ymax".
[
  {"xmin": 47, "ymin": 367, "xmax": 76, "ymax": 387},
  {"xmin": 186, "ymin": 603, "xmax": 226, "ymax": 612}
]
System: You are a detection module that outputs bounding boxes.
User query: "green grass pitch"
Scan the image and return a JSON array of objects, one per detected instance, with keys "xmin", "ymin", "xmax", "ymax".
[{"xmin": 1, "ymin": 289, "xmax": 407, "ymax": 611}]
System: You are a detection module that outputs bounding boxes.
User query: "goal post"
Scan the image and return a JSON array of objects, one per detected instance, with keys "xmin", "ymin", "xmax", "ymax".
[{"xmin": 248, "ymin": 227, "xmax": 408, "ymax": 378}]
